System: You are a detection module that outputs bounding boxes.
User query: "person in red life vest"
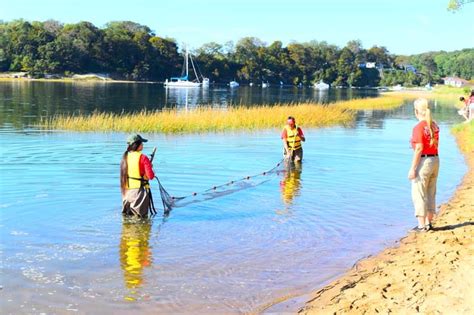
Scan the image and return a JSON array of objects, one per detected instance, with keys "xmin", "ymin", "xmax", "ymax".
[
  {"xmin": 409, "ymin": 98, "xmax": 440, "ymax": 232},
  {"xmin": 120, "ymin": 134, "xmax": 155, "ymax": 217},
  {"xmin": 281, "ymin": 116, "xmax": 305, "ymax": 162}
]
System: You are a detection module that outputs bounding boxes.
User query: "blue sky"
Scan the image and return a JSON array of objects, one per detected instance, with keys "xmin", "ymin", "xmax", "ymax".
[{"xmin": 1, "ymin": 0, "xmax": 472, "ymax": 55}]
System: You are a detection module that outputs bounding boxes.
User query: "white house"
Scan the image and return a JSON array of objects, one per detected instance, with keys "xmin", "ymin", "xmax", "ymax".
[{"xmin": 443, "ymin": 76, "xmax": 469, "ymax": 87}]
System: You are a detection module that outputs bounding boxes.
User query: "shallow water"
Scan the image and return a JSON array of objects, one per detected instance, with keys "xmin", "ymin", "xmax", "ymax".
[{"xmin": 0, "ymin": 90, "xmax": 467, "ymax": 313}]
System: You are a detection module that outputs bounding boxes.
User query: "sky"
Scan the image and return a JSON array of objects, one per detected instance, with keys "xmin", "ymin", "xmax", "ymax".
[{"xmin": 1, "ymin": 0, "xmax": 473, "ymax": 55}]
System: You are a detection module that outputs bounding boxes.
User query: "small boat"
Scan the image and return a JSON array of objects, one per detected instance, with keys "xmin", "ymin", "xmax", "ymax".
[
  {"xmin": 165, "ymin": 46, "xmax": 203, "ymax": 88},
  {"xmin": 229, "ymin": 81, "xmax": 239, "ymax": 88},
  {"xmin": 313, "ymin": 80, "xmax": 330, "ymax": 90},
  {"xmin": 390, "ymin": 84, "xmax": 404, "ymax": 91},
  {"xmin": 262, "ymin": 82, "xmax": 269, "ymax": 88}
]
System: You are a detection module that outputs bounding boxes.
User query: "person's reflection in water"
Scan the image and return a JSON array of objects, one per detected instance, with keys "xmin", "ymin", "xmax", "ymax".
[
  {"xmin": 119, "ymin": 217, "xmax": 153, "ymax": 301},
  {"xmin": 276, "ymin": 162, "xmax": 303, "ymax": 219}
]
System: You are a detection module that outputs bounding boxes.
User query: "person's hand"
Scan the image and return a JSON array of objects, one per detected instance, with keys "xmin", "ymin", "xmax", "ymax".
[{"xmin": 408, "ymin": 168, "xmax": 416, "ymax": 180}]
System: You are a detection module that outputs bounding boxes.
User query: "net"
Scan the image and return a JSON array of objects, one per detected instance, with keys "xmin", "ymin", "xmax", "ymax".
[{"xmin": 154, "ymin": 158, "xmax": 289, "ymax": 216}]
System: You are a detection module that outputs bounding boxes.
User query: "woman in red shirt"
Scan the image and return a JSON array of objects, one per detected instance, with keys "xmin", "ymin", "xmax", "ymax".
[
  {"xmin": 409, "ymin": 98, "xmax": 440, "ymax": 232},
  {"xmin": 120, "ymin": 134, "xmax": 155, "ymax": 218}
]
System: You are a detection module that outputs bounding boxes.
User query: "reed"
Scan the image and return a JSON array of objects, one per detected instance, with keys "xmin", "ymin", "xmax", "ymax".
[
  {"xmin": 41, "ymin": 95, "xmax": 409, "ymax": 133},
  {"xmin": 452, "ymin": 120, "xmax": 474, "ymax": 154}
]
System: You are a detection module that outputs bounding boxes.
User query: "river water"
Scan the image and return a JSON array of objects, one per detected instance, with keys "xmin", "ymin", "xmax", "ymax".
[{"xmin": 0, "ymin": 82, "xmax": 467, "ymax": 314}]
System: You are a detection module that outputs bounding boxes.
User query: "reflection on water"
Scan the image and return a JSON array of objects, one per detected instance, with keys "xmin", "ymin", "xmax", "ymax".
[
  {"xmin": 280, "ymin": 162, "xmax": 303, "ymax": 205},
  {"xmin": 119, "ymin": 218, "xmax": 153, "ymax": 301}
]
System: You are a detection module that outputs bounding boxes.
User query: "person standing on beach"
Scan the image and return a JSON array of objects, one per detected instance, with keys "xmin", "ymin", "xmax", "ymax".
[
  {"xmin": 120, "ymin": 134, "xmax": 155, "ymax": 217},
  {"xmin": 409, "ymin": 98, "xmax": 440, "ymax": 232},
  {"xmin": 281, "ymin": 116, "xmax": 305, "ymax": 162}
]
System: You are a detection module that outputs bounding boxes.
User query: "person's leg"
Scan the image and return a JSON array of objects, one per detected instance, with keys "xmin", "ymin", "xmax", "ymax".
[
  {"xmin": 426, "ymin": 158, "xmax": 440, "ymax": 225},
  {"xmin": 411, "ymin": 158, "xmax": 430, "ymax": 228},
  {"xmin": 293, "ymin": 148, "xmax": 303, "ymax": 162},
  {"xmin": 122, "ymin": 191, "xmax": 133, "ymax": 215},
  {"xmin": 130, "ymin": 188, "xmax": 150, "ymax": 218}
]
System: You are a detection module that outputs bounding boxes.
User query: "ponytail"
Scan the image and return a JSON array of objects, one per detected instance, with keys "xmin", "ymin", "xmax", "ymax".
[
  {"xmin": 414, "ymin": 98, "xmax": 437, "ymax": 147},
  {"xmin": 425, "ymin": 108, "xmax": 436, "ymax": 146},
  {"xmin": 120, "ymin": 141, "xmax": 142, "ymax": 196}
]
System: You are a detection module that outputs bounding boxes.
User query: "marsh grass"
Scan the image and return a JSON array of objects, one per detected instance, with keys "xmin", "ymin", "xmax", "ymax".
[
  {"xmin": 42, "ymin": 95, "xmax": 409, "ymax": 133},
  {"xmin": 452, "ymin": 120, "xmax": 474, "ymax": 154}
]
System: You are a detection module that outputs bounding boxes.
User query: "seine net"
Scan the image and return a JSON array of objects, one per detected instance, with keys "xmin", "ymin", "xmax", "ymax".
[{"xmin": 154, "ymin": 159, "xmax": 288, "ymax": 215}]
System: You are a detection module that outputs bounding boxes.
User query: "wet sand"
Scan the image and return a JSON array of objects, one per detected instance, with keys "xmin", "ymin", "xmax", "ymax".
[{"xmin": 299, "ymin": 129, "xmax": 474, "ymax": 314}]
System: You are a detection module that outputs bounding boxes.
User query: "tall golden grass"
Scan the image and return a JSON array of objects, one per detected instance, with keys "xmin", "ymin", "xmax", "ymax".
[
  {"xmin": 452, "ymin": 120, "xmax": 474, "ymax": 154},
  {"xmin": 42, "ymin": 95, "xmax": 409, "ymax": 133}
]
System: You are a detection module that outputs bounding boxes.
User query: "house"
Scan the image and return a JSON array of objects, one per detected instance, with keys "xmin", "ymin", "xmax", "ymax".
[
  {"xmin": 404, "ymin": 65, "xmax": 417, "ymax": 73},
  {"xmin": 443, "ymin": 76, "xmax": 469, "ymax": 87}
]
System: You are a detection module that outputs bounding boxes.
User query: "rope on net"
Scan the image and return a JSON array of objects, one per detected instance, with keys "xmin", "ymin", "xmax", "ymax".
[{"xmin": 155, "ymin": 158, "xmax": 288, "ymax": 215}]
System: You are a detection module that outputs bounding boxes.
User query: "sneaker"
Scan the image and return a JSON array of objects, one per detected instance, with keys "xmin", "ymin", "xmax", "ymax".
[
  {"xmin": 425, "ymin": 223, "xmax": 433, "ymax": 231},
  {"xmin": 411, "ymin": 226, "xmax": 426, "ymax": 233}
]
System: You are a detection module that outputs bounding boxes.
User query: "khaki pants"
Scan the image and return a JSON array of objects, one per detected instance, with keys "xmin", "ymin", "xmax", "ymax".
[
  {"xmin": 411, "ymin": 156, "xmax": 440, "ymax": 217},
  {"xmin": 122, "ymin": 188, "xmax": 150, "ymax": 218}
]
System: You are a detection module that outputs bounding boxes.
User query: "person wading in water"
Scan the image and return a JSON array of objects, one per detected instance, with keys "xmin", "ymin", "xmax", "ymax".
[
  {"xmin": 409, "ymin": 98, "xmax": 440, "ymax": 232},
  {"xmin": 120, "ymin": 134, "xmax": 155, "ymax": 218},
  {"xmin": 281, "ymin": 116, "xmax": 305, "ymax": 162}
]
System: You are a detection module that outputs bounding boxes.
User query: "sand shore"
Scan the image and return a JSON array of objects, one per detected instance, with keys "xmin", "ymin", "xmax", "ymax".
[{"xmin": 299, "ymin": 127, "xmax": 474, "ymax": 314}]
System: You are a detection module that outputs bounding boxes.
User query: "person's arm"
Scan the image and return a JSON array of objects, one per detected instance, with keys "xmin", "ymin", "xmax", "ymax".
[
  {"xmin": 408, "ymin": 126, "xmax": 423, "ymax": 179},
  {"xmin": 281, "ymin": 129, "xmax": 290, "ymax": 153},
  {"xmin": 408, "ymin": 143, "xmax": 423, "ymax": 179},
  {"xmin": 298, "ymin": 127, "xmax": 305, "ymax": 142},
  {"xmin": 141, "ymin": 155, "xmax": 155, "ymax": 180}
]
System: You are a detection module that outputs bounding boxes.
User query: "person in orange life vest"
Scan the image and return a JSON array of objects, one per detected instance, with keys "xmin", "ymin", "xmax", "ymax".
[
  {"xmin": 409, "ymin": 98, "xmax": 440, "ymax": 232},
  {"xmin": 120, "ymin": 134, "xmax": 155, "ymax": 218},
  {"xmin": 281, "ymin": 116, "xmax": 305, "ymax": 162}
]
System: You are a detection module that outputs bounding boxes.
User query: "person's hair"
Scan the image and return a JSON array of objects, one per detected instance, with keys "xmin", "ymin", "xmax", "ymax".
[
  {"xmin": 470, "ymin": 90, "xmax": 474, "ymax": 97},
  {"xmin": 414, "ymin": 98, "xmax": 437, "ymax": 147},
  {"xmin": 459, "ymin": 96, "xmax": 465, "ymax": 101},
  {"xmin": 120, "ymin": 140, "xmax": 142, "ymax": 195},
  {"xmin": 287, "ymin": 116, "xmax": 295, "ymax": 122}
]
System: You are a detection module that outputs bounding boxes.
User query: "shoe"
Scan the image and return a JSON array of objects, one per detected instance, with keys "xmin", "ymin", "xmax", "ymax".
[
  {"xmin": 425, "ymin": 223, "xmax": 433, "ymax": 231},
  {"xmin": 411, "ymin": 226, "xmax": 426, "ymax": 233}
]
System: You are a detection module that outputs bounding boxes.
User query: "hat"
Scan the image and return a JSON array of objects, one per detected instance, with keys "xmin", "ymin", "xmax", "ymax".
[{"xmin": 127, "ymin": 134, "xmax": 148, "ymax": 145}]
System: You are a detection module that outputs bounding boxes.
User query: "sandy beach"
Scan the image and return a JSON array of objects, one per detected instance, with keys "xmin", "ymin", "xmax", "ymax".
[{"xmin": 299, "ymin": 126, "xmax": 474, "ymax": 314}]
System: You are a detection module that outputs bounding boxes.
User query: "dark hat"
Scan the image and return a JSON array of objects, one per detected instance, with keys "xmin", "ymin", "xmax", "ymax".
[{"xmin": 127, "ymin": 134, "xmax": 148, "ymax": 145}]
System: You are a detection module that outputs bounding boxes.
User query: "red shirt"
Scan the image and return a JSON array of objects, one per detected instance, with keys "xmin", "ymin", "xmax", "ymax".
[
  {"xmin": 411, "ymin": 121, "xmax": 439, "ymax": 155},
  {"xmin": 281, "ymin": 127, "xmax": 304, "ymax": 139},
  {"xmin": 139, "ymin": 154, "xmax": 155, "ymax": 180}
]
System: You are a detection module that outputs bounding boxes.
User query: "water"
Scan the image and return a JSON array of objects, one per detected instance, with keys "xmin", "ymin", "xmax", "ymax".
[{"xmin": 0, "ymin": 82, "xmax": 467, "ymax": 314}]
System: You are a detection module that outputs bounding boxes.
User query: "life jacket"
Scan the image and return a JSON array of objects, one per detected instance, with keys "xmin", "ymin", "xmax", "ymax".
[
  {"xmin": 127, "ymin": 151, "xmax": 149, "ymax": 189},
  {"xmin": 284, "ymin": 125, "xmax": 302, "ymax": 150}
]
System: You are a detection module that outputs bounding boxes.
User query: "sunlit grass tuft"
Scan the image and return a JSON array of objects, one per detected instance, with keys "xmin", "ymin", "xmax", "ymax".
[
  {"xmin": 41, "ymin": 95, "xmax": 409, "ymax": 133},
  {"xmin": 452, "ymin": 120, "xmax": 474, "ymax": 154}
]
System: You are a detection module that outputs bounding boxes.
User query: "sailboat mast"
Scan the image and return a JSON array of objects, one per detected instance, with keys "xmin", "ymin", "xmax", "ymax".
[{"xmin": 185, "ymin": 46, "xmax": 189, "ymax": 78}]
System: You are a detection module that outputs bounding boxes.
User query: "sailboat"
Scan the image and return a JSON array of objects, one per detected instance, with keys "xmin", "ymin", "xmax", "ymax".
[
  {"xmin": 165, "ymin": 47, "xmax": 207, "ymax": 88},
  {"xmin": 229, "ymin": 80, "xmax": 239, "ymax": 88},
  {"xmin": 313, "ymin": 80, "xmax": 330, "ymax": 90}
]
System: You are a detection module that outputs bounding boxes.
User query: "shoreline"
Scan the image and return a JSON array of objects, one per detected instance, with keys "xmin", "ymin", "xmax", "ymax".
[
  {"xmin": 293, "ymin": 122, "xmax": 473, "ymax": 314},
  {"xmin": 0, "ymin": 77, "xmax": 161, "ymax": 84}
]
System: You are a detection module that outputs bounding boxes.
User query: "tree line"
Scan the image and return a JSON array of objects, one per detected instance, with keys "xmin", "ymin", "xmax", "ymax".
[{"xmin": 1, "ymin": 20, "xmax": 472, "ymax": 86}]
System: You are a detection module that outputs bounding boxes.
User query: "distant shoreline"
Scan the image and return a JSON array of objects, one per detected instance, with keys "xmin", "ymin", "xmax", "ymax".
[{"xmin": 0, "ymin": 76, "xmax": 161, "ymax": 84}]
